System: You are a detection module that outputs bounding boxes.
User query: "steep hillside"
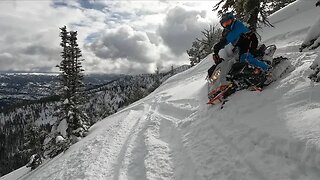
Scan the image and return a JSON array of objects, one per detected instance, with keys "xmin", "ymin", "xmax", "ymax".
[
  {"xmin": 2, "ymin": 0, "xmax": 320, "ymax": 179},
  {"xmin": 0, "ymin": 66, "xmax": 188, "ymax": 177}
]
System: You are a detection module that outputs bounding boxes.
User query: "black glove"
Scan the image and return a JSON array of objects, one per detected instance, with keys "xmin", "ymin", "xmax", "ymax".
[
  {"xmin": 212, "ymin": 54, "xmax": 222, "ymax": 65},
  {"xmin": 213, "ymin": 38, "xmax": 227, "ymax": 54},
  {"xmin": 213, "ymin": 43, "xmax": 220, "ymax": 55}
]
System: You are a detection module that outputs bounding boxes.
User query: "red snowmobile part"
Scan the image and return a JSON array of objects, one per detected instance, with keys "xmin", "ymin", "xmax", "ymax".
[
  {"xmin": 207, "ymin": 83, "xmax": 233, "ymax": 105},
  {"xmin": 248, "ymin": 85, "xmax": 263, "ymax": 92}
]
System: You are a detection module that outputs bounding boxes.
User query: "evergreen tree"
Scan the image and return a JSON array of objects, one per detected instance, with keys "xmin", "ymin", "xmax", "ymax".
[
  {"xmin": 67, "ymin": 30, "xmax": 89, "ymax": 138},
  {"xmin": 213, "ymin": 0, "xmax": 297, "ymax": 31},
  {"xmin": 187, "ymin": 41, "xmax": 202, "ymax": 66},
  {"xmin": 45, "ymin": 26, "xmax": 89, "ymax": 158},
  {"xmin": 22, "ymin": 123, "xmax": 46, "ymax": 170},
  {"xmin": 155, "ymin": 66, "xmax": 161, "ymax": 86},
  {"xmin": 187, "ymin": 25, "xmax": 222, "ymax": 66}
]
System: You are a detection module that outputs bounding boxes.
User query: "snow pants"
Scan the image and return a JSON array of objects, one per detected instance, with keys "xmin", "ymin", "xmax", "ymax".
[{"xmin": 240, "ymin": 52, "xmax": 269, "ymax": 71}]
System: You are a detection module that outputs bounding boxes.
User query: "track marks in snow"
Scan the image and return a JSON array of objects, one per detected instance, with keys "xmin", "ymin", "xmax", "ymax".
[
  {"xmin": 116, "ymin": 95, "xmax": 198, "ymax": 180},
  {"xmin": 106, "ymin": 95, "xmax": 199, "ymax": 180},
  {"xmin": 158, "ymin": 114, "xmax": 198, "ymax": 180},
  {"xmin": 30, "ymin": 109, "xmax": 147, "ymax": 180},
  {"xmin": 114, "ymin": 109, "xmax": 149, "ymax": 180},
  {"xmin": 144, "ymin": 114, "xmax": 175, "ymax": 180},
  {"xmin": 80, "ymin": 109, "xmax": 144, "ymax": 179},
  {"xmin": 142, "ymin": 100, "xmax": 198, "ymax": 180},
  {"xmin": 156, "ymin": 101, "xmax": 198, "ymax": 121}
]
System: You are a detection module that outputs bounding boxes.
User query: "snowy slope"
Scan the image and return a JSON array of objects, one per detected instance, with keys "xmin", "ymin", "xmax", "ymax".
[
  {"xmin": 2, "ymin": 0, "xmax": 320, "ymax": 179},
  {"xmin": 262, "ymin": 0, "xmax": 319, "ymax": 51}
]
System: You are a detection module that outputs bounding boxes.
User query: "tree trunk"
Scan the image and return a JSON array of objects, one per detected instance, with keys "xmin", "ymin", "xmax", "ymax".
[{"xmin": 246, "ymin": 0, "xmax": 260, "ymax": 32}]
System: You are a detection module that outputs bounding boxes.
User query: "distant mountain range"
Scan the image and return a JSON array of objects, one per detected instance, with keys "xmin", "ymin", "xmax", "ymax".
[{"xmin": 0, "ymin": 73, "xmax": 124, "ymax": 110}]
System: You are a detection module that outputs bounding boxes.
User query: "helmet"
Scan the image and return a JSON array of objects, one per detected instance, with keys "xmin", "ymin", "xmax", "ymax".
[{"xmin": 219, "ymin": 12, "xmax": 235, "ymax": 28}]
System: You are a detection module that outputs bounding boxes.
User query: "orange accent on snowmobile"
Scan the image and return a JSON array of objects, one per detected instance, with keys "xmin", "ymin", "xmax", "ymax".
[
  {"xmin": 254, "ymin": 87, "xmax": 263, "ymax": 92},
  {"xmin": 207, "ymin": 83, "xmax": 233, "ymax": 105},
  {"xmin": 253, "ymin": 68, "xmax": 261, "ymax": 75},
  {"xmin": 208, "ymin": 84, "xmax": 228, "ymax": 97},
  {"xmin": 248, "ymin": 85, "xmax": 263, "ymax": 92}
]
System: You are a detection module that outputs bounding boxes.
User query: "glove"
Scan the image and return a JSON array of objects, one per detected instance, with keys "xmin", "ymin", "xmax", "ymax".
[
  {"xmin": 213, "ymin": 43, "xmax": 221, "ymax": 54},
  {"xmin": 213, "ymin": 38, "xmax": 227, "ymax": 54},
  {"xmin": 212, "ymin": 54, "xmax": 222, "ymax": 65}
]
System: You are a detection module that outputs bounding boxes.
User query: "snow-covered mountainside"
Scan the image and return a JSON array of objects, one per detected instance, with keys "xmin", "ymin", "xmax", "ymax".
[
  {"xmin": 2, "ymin": 0, "xmax": 320, "ymax": 179},
  {"xmin": 0, "ymin": 73, "xmax": 122, "ymax": 109},
  {"xmin": 0, "ymin": 67, "xmax": 189, "ymax": 177}
]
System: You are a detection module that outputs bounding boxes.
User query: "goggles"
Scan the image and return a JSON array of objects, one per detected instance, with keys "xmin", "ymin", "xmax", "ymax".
[{"xmin": 221, "ymin": 19, "xmax": 233, "ymax": 28}]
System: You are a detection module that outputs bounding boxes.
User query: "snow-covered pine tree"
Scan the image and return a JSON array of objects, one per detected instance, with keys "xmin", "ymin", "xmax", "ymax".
[
  {"xmin": 67, "ymin": 30, "xmax": 89, "ymax": 138},
  {"xmin": 21, "ymin": 122, "xmax": 47, "ymax": 170},
  {"xmin": 196, "ymin": 25, "xmax": 223, "ymax": 57},
  {"xmin": 187, "ymin": 41, "xmax": 202, "ymax": 66},
  {"xmin": 187, "ymin": 25, "xmax": 222, "ymax": 66},
  {"xmin": 45, "ymin": 26, "xmax": 89, "ymax": 158},
  {"xmin": 213, "ymin": 0, "xmax": 296, "ymax": 31}
]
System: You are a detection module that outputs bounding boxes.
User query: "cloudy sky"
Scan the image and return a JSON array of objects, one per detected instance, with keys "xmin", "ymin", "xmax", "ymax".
[{"xmin": 0, "ymin": 0, "xmax": 219, "ymax": 74}]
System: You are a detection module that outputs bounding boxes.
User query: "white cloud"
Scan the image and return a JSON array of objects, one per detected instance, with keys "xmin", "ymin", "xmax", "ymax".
[
  {"xmin": 158, "ymin": 6, "xmax": 212, "ymax": 56},
  {"xmin": 0, "ymin": 0, "xmax": 219, "ymax": 74},
  {"xmin": 88, "ymin": 25, "xmax": 159, "ymax": 63},
  {"xmin": 0, "ymin": 1, "xmax": 87, "ymax": 72}
]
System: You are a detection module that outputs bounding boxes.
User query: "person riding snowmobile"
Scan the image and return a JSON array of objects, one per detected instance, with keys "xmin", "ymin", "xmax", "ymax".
[{"xmin": 212, "ymin": 12, "xmax": 271, "ymax": 74}]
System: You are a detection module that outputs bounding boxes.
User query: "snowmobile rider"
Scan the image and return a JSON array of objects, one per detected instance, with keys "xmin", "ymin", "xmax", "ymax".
[{"xmin": 213, "ymin": 12, "xmax": 271, "ymax": 72}]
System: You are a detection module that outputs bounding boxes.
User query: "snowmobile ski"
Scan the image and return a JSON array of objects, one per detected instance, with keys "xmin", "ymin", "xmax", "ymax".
[{"xmin": 207, "ymin": 83, "xmax": 233, "ymax": 105}]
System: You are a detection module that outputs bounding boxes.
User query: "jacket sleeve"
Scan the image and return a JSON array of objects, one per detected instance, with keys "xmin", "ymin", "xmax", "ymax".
[{"xmin": 213, "ymin": 38, "xmax": 227, "ymax": 54}]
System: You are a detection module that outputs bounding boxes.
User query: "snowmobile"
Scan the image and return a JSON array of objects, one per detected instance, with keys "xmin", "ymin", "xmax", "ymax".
[{"xmin": 206, "ymin": 44, "xmax": 292, "ymax": 105}]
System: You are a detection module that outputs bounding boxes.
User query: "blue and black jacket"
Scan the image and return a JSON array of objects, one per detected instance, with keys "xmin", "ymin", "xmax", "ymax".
[
  {"xmin": 214, "ymin": 20, "xmax": 253, "ymax": 54},
  {"xmin": 213, "ymin": 20, "xmax": 269, "ymax": 71}
]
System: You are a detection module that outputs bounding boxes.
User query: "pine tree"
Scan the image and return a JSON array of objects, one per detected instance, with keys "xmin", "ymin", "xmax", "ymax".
[
  {"xmin": 213, "ymin": 0, "xmax": 270, "ymax": 31},
  {"xmin": 155, "ymin": 66, "xmax": 161, "ymax": 86},
  {"xmin": 213, "ymin": 0, "xmax": 297, "ymax": 31},
  {"xmin": 187, "ymin": 41, "xmax": 202, "ymax": 66},
  {"xmin": 45, "ymin": 26, "xmax": 89, "ymax": 158},
  {"xmin": 21, "ymin": 122, "xmax": 47, "ymax": 170},
  {"xmin": 171, "ymin": 65, "xmax": 174, "ymax": 76},
  {"xmin": 187, "ymin": 25, "xmax": 222, "ymax": 65},
  {"xmin": 67, "ymin": 30, "xmax": 89, "ymax": 138}
]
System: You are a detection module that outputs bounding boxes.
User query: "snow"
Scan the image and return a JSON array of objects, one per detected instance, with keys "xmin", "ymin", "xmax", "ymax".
[
  {"xmin": 55, "ymin": 135, "xmax": 65, "ymax": 143},
  {"xmin": 310, "ymin": 54, "xmax": 320, "ymax": 69},
  {"xmin": 56, "ymin": 119, "xmax": 67, "ymax": 138},
  {"xmin": 0, "ymin": 167, "xmax": 30, "ymax": 180},
  {"xmin": 63, "ymin": 98, "xmax": 69, "ymax": 104},
  {"xmin": 302, "ymin": 17, "xmax": 320, "ymax": 50},
  {"xmin": 3, "ymin": 0, "xmax": 320, "ymax": 179},
  {"xmin": 261, "ymin": 0, "xmax": 319, "ymax": 47}
]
